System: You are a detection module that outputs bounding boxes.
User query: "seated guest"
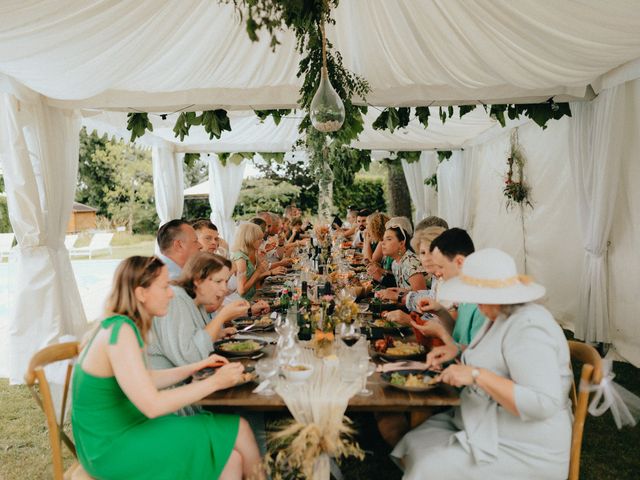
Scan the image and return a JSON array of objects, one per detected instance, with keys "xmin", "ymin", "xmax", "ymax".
[
  {"xmin": 341, "ymin": 205, "xmax": 359, "ymax": 239},
  {"xmin": 251, "ymin": 215, "xmax": 292, "ymax": 270},
  {"xmin": 148, "ymin": 252, "xmax": 249, "ymax": 371},
  {"xmin": 392, "ymin": 249, "xmax": 571, "ymax": 480},
  {"xmin": 283, "ymin": 204, "xmax": 301, "ymax": 221},
  {"xmin": 281, "ymin": 215, "xmax": 292, "ymax": 239},
  {"xmin": 375, "ymin": 217, "xmax": 426, "ymax": 301},
  {"xmin": 192, "ymin": 219, "xmax": 221, "ymax": 254},
  {"xmin": 410, "ymin": 228, "xmax": 486, "ymax": 356},
  {"xmin": 352, "ymin": 208, "xmax": 371, "ymax": 248},
  {"xmin": 231, "ymin": 223, "xmax": 285, "ymax": 300},
  {"xmin": 266, "ymin": 213, "xmax": 298, "ymax": 259},
  {"xmin": 287, "ymin": 217, "xmax": 305, "ymax": 244},
  {"xmin": 414, "ymin": 215, "xmax": 449, "ymax": 231},
  {"xmin": 383, "ymin": 225, "xmax": 446, "ymax": 329},
  {"xmin": 362, "ymin": 212, "xmax": 390, "ymax": 263},
  {"xmin": 373, "ymin": 225, "xmax": 446, "ymax": 446},
  {"xmin": 72, "ymin": 256, "xmax": 263, "ymax": 479},
  {"xmin": 250, "ymin": 216, "xmax": 268, "ymax": 236},
  {"xmin": 192, "ymin": 218, "xmax": 241, "ymax": 299},
  {"xmin": 157, "ymin": 219, "xmax": 202, "ymax": 280}
]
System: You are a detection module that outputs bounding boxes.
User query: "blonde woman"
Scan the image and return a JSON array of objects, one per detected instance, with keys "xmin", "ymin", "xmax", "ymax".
[
  {"xmin": 362, "ymin": 212, "xmax": 390, "ymax": 263},
  {"xmin": 231, "ymin": 222, "xmax": 285, "ymax": 300},
  {"xmin": 71, "ymin": 256, "xmax": 263, "ymax": 479}
]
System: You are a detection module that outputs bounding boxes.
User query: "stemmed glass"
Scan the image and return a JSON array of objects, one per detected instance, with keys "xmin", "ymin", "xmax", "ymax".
[
  {"xmin": 254, "ymin": 358, "xmax": 279, "ymax": 396},
  {"xmin": 336, "ymin": 321, "xmax": 361, "ymax": 347},
  {"xmin": 357, "ymin": 361, "xmax": 377, "ymax": 397}
]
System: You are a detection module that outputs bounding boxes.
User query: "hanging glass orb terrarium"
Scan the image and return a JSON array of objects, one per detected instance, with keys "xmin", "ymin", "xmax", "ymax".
[
  {"xmin": 310, "ymin": 19, "xmax": 345, "ymax": 133},
  {"xmin": 310, "ymin": 67, "xmax": 345, "ymax": 133}
]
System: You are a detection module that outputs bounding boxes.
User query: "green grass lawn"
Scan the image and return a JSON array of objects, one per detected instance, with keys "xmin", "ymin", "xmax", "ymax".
[{"xmin": 1, "ymin": 358, "xmax": 639, "ymax": 479}]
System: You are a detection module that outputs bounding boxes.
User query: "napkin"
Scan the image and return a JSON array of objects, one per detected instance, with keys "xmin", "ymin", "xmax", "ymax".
[
  {"xmin": 376, "ymin": 361, "xmax": 430, "ymax": 373},
  {"xmin": 252, "ymin": 379, "xmax": 272, "ymax": 394}
]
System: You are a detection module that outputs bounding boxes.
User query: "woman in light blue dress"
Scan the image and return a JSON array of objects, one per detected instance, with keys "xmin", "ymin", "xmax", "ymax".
[{"xmin": 392, "ymin": 248, "xmax": 572, "ymax": 479}]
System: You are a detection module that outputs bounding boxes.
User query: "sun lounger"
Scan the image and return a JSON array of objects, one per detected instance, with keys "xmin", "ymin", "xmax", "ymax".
[{"xmin": 69, "ymin": 232, "xmax": 113, "ymax": 259}]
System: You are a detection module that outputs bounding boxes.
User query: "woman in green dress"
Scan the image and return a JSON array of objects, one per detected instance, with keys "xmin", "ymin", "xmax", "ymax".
[{"xmin": 71, "ymin": 256, "xmax": 263, "ymax": 480}]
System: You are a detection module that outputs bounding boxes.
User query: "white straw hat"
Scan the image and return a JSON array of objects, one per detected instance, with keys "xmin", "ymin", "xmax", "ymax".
[
  {"xmin": 438, "ymin": 248, "xmax": 545, "ymax": 305},
  {"xmin": 385, "ymin": 216, "xmax": 413, "ymax": 236}
]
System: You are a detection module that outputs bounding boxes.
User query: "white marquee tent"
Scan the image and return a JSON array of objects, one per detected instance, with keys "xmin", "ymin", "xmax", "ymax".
[{"xmin": 1, "ymin": 0, "xmax": 640, "ymax": 382}]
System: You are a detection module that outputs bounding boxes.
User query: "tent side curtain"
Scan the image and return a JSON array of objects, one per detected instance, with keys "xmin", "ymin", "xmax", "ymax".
[{"xmin": 0, "ymin": 92, "xmax": 87, "ymax": 382}]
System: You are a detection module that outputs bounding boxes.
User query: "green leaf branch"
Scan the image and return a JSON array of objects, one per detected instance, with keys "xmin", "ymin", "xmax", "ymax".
[{"xmin": 126, "ymin": 113, "xmax": 153, "ymax": 142}]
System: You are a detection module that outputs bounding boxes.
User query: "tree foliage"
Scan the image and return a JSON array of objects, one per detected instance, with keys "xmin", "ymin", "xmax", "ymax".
[
  {"xmin": 0, "ymin": 195, "xmax": 10, "ymax": 232},
  {"xmin": 255, "ymin": 155, "xmax": 319, "ymax": 214},
  {"xmin": 77, "ymin": 128, "xmax": 158, "ymax": 233},
  {"xmin": 334, "ymin": 177, "xmax": 386, "ymax": 216},
  {"xmin": 99, "ymin": 143, "xmax": 157, "ymax": 233},
  {"xmin": 183, "ymin": 153, "xmax": 208, "ymax": 189},
  {"xmin": 77, "ymin": 128, "xmax": 117, "ymax": 216},
  {"xmin": 233, "ymin": 177, "xmax": 301, "ymax": 218}
]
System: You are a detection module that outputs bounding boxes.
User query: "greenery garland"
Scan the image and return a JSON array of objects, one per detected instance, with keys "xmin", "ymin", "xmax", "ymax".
[
  {"xmin": 371, "ymin": 102, "xmax": 571, "ymax": 134},
  {"xmin": 504, "ymin": 129, "xmax": 532, "ymax": 209},
  {"xmin": 233, "ymin": 0, "xmax": 371, "ymax": 188}
]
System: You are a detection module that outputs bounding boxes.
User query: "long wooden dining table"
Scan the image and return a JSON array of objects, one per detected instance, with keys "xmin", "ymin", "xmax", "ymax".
[
  {"xmin": 198, "ymin": 267, "xmax": 461, "ymax": 425},
  {"xmin": 198, "ymin": 370, "xmax": 460, "ymax": 413}
]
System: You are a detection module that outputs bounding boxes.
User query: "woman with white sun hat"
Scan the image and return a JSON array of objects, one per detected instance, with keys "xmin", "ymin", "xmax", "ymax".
[{"xmin": 391, "ymin": 248, "xmax": 573, "ymax": 479}]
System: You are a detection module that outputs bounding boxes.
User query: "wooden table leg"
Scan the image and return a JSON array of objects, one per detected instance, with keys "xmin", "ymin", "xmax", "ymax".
[{"xmin": 410, "ymin": 408, "xmax": 433, "ymax": 428}]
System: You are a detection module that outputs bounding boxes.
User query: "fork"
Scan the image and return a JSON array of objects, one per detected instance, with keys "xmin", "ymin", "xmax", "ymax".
[{"xmin": 239, "ymin": 323, "xmax": 257, "ymax": 333}]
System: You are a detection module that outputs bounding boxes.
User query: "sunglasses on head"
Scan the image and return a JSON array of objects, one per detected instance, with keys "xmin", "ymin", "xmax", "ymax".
[{"xmin": 388, "ymin": 225, "xmax": 407, "ymax": 241}]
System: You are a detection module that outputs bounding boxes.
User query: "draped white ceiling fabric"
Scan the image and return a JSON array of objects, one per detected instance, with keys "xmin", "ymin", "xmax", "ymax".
[
  {"xmin": 1, "ymin": 1, "xmax": 640, "ymax": 110},
  {"xmin": 0, "ymin": 93, "xmax": 87, "ymax": 383}
]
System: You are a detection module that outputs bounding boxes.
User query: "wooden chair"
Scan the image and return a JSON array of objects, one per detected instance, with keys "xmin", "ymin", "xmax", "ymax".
[
  {"xmin": 568, "ymin": 340, "xmax": 602, "ymax": 480},
  {"xmin": 24, "ymin": 342, "xmax": 93, "ymax": 480}
]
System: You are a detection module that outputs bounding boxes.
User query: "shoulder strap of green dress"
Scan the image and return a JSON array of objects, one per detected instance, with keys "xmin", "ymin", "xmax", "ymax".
[
  {"xmin": 102, "ymin": 315, "xmax": 144, "ymax": 347},
  {"xmin": 231, "ymin": 250, "xmax": 249, "ymax": 261}
]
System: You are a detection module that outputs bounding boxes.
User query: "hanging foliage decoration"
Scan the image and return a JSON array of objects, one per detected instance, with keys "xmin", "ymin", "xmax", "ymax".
[
  {"xmin": 422, "ymin": 150, "xmax": 453, "ymax": 192},
  {"xmin": 234, "ymin": 0, "xmax": 371, "ymax": 186},
  {"xmin": 126, "ymin": 113, "xmax": 153, "ymax": 142},
  {"xmin": 371, "ymin": 101, "xmax": 572, "ymax": 134},
  {"xmin": 503, "ymin": 129, "xmax": 532, "ymax": 209},
  {"xmin": 217, "ymin": 151, "xmax": 287, "ymax": 166},
  {"xmin": 254, "ymin": 109, "xmax": 293, "ymax": 126}
]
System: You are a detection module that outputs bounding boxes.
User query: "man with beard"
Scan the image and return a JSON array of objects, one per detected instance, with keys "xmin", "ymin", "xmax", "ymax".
[{"xmin": 353, "ymin": 208, "xmax": 371, "ymax": 250}]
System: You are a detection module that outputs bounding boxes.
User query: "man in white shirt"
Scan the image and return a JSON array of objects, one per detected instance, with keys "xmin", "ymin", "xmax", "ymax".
[{"xmin": 156, "ymin": 219, "xmax": 202, "ymax": 280}]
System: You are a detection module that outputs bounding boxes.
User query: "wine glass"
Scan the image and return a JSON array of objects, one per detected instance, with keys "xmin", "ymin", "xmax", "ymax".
[
  {"xmin": 254, "ymin": 358, "xmax": 279, "ymax": 396},
  {"xmin": 357, "ymin": 361, "xmax": 377, "ymax": 397},
  {"xmin": 336, "ymin": 322, "xmax": 361, "ymax": 347}
]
